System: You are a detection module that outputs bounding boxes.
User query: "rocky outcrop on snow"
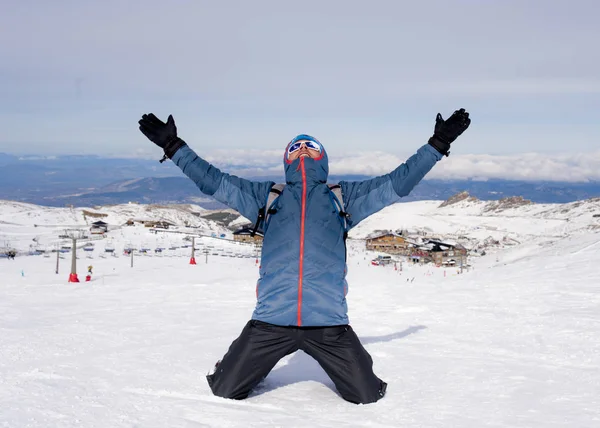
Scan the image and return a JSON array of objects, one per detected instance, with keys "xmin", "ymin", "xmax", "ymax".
[
  {"xmin": 200, "ymin": 209, "xmax": 247, "ymax": 230},
  {"xmin": 438, "ymin": 191, "xmax": 479, "ymax": 208},
  {"xmin": 469, "ymin": 234, "xmax": 521, "ymax": 255},
  {"xmin": 483, "ymin": 196, "xmax": 534, "ymax": 213}
]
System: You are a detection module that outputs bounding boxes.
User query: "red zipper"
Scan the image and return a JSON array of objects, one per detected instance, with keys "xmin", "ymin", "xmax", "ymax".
[{"xmin": 297, "ymin": 158, "xmax": 307, "ymax": 326}]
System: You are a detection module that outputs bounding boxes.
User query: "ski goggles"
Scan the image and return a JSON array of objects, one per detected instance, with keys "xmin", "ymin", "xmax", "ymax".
[{"xmin": 286, "ymin": 139, "xmax": 322, "ymax": 159}]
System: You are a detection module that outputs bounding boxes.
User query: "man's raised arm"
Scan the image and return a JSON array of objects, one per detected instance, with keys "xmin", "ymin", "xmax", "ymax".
[
  {"xmin": 138, "ymin": 113, "xmax": 274, "ymax": 222},
  {"xmin": 340, "ymin": 109, "xmax": 471, "ymax": 228}
]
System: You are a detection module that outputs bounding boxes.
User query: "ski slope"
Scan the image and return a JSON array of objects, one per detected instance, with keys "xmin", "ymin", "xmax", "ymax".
[{"xmin": 1, "ymin": 199, "xmax": 600, "ymax": 427}]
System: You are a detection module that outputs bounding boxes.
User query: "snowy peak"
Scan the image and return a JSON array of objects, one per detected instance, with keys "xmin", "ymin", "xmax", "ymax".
[
  {"xmin": 438, "ymin": 191, "xmax": 479, "ymax": 208},
  {"xmin": 482, "ymin": 196, "xmax": 534, "ymax": 213}
]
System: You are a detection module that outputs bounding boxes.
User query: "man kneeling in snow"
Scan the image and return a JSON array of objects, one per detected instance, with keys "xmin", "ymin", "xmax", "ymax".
[{"xmin": 138, "ymin": 109, "xmax": 470, "ymax": 404}]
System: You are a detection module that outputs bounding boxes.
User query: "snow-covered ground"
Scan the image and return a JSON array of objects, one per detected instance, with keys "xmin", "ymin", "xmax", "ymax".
[{"xmin": 1, "ymin": 198, "xmax": 600, "ymax": 427}]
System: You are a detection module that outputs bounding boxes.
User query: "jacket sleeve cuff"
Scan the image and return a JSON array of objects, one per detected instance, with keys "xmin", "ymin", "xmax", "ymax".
[
  {"xmin": 170, "ymin": 144, "xmax": 192, "ymax": 164},
  {"xmin": 422, "ymin": 142, "xmax": 444, "ymax": 161}
]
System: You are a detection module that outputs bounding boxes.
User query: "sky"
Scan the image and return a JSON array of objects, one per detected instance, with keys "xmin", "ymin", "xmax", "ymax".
[
  {"xmin": 2, "ymin": 198, "xmax": 600, "ymax": 427},
  {"xmin": 1, "ymin": 0, "xmax": 599, "ymax": 181}
]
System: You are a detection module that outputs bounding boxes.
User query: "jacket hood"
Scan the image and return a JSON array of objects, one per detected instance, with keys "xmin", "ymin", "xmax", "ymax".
[{"xmin": 283, "ymin": 134, "xmax": 329, "ymax": 184}]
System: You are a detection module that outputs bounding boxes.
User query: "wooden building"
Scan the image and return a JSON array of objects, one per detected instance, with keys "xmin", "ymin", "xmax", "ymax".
[
  {"xmin": 409, "ymin": 248, "xmax": 433, "ymax": 264},
  {"xmin": 428, "ymin": 240, "xmax": 468, "ymax": 267},
  {"xmin": 145, "ymin": 220, "xmax": 174, "ymax": 229},
  {"xmin": 123, "ymin": 219, "xmax": 174, "ymax": 229},
  {"xmin": 233, "ymin": 227, "xmax": 264, "ymax": 244},
  {"xmin": 365, "ymin": 232, "xmax": 411, "ymax": 255}
]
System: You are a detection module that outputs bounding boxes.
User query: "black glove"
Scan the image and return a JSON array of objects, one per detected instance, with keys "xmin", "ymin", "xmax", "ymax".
[
  {"xmin": 138, "ymin": 113, "xmax": 187, "ymax": 163},
  {"xmin": 428, "ymin": 108, "xmax": 471, "ymax": 156}
]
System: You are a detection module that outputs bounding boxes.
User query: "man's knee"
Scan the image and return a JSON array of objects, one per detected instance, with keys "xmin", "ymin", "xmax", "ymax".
[
  {"xmin": 342, "ymin": 380, "xmax": 387, "ymax": 405},
  {"xmin": 206, "ymin": 373, "xmax": 249, "ymax": 400}
]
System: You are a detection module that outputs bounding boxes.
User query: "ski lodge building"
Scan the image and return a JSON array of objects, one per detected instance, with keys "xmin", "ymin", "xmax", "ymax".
[
  {"xmin": 366, "ymin": 231, "xmax": 468, "ymax": 266},
  {"xmin": 365, "ymin": 231, "xmax": 411, "ymax": 255},
  {"xmin": 233, "ymin": 227, "xmax": 264, "ymax": 245},
  {"xmin": 428, "ymin": 240, "xmax": 468, "ymax": 267},
  {"xmin": 90, "ymin": 221, "xmax": 108, "ymax": 234}
]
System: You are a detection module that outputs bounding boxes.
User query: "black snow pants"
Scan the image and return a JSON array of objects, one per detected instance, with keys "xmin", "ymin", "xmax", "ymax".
[{"xmin": 206, "ymin": 320, "xmax": 387, "ymax": 404}]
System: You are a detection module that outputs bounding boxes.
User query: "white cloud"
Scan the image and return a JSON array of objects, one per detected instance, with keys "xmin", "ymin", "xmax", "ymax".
[
  {"xmin": 204, "ymin": 149, "xmax": 600, "ymax": 183},
  {"xmin": 428, "ymin": 152, "xmax": 600, "ymax": 182},
  {"xmin": 204, "ymin": 149, "xmax": 284, "ymax": 168}
]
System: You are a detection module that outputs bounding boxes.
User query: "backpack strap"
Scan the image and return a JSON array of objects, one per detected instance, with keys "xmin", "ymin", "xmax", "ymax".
[
  {"xmin": 251, "ymin": 183, "xmax": 351, "ymax": 237},
  {"xmin": 251, "ymin": 184, "xmax": 285, "ymax": 237},
  {"xmin": 327, "ymin": 184, "xmax": 351, "ymax": 236}
]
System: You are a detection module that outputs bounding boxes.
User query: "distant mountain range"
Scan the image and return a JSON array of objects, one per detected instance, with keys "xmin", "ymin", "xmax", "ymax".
[{"xmin": 1, "ymin": 153, "xmax": 599, "ymax": 207}]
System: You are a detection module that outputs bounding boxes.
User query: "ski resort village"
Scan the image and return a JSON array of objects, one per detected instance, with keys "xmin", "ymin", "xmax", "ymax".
[{"xmin": 2, "ymin": 194, "xmax": 600, "ymax": 427}]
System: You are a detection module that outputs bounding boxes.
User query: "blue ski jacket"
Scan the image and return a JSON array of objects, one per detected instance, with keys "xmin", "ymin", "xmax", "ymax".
[{"xmin": 171, "ymin": 141, "xmax": 442, "ymax": 326}]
